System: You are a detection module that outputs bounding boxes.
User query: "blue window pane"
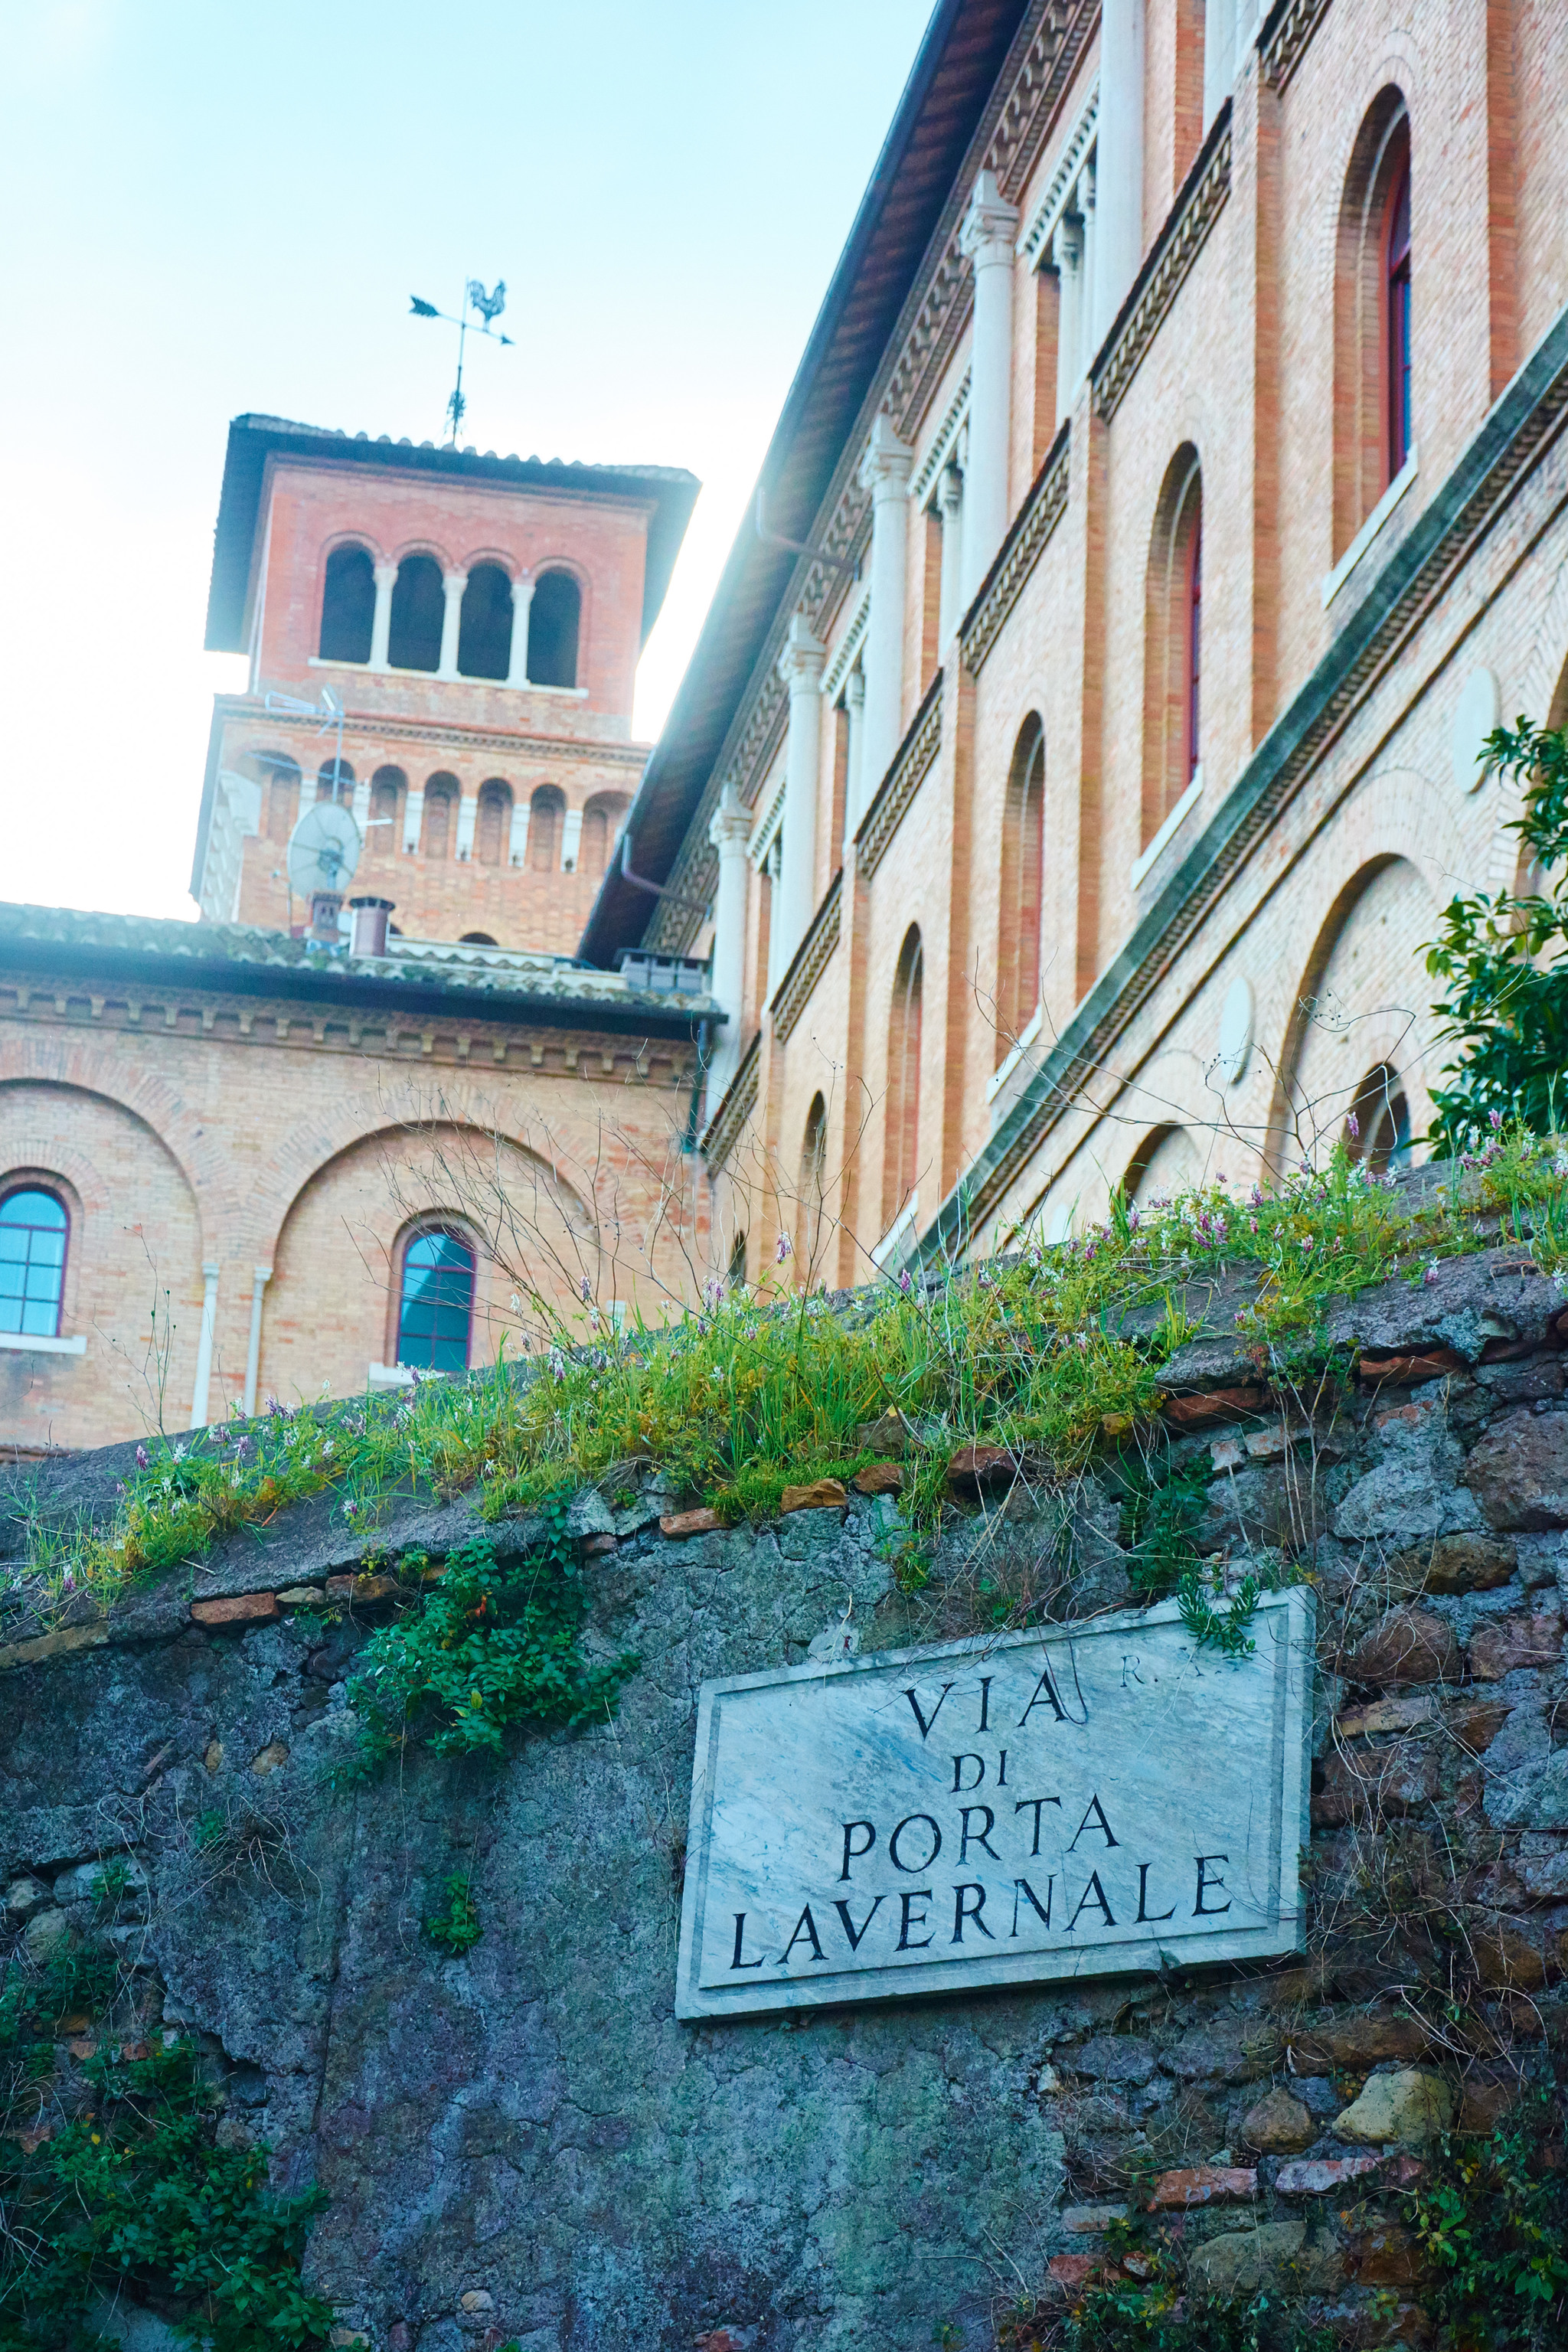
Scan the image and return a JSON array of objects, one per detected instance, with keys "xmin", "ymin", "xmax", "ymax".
[
  {"xmin": 21, "ymin": 1300, "xmax": 56, "ymax": 1335},
  {"xmin": 397, "ymin": 1232, "xmax": 475, "ymax": 1372},
  {"xmin": 0, "ymin": 1190, "xmax": 67, "ymax": 1337},
  {"xmin": 0, "ymin": 1232, "xmax": 25, "ymax": 1262},
  {"xmin": 0, "ymin": 1300, "xmax": 20, "ymax": 1333},
  {"xmin": 0, "ymin": 1190, "xmax": 66, "ymax": 1227},
  {"xmin": 0, "ymin": 1264, "xmax": 23, "ymax": 1296},
  {"xmin": 31, "ymin": 1231, "xmax": 64, "ymax": 1266}
]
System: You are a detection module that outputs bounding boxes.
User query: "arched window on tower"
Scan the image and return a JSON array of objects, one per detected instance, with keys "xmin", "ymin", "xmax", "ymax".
[
  {"xmin": 797, "ymin": 1092, "xmax": 828, "ymax": 1276},
  {"xmin": 387, "ymin": 553, "xmax": 445, "ymax": 672},
  {"xmin": 529, "ymin": 784, "xmax": 564, "ymax": 872},
  {"xmin": 1346, "ymin": 1064, "xmax": 1412, "ymax": 1173},
  {"xmin": 1142, "ymin": 446, "xmax": 1203, "ymax": 850},
  {"xmin": 998, "ymin": 719, "xmax": 1045, "ymax": 1060},
  {"xmin": 366, "ymin": 766, "xmax": 403, "ymax": 858},
  {"xmin": 578, "ymin": 792, "xmax": 629, "ymax": 880},
  {"xmin": 422, "ymin": 774, "xmax": 458, "ymax": 860},
  {"xmin": 396, "ymin": 1228, "xmax": 475, "ymax": 1372},
  {"xmin": 263, "ymin": 756, "xmax": 299, "ymax": 844},
  {"xmin": 0, "ymin": 1187, "xmax": 68, "ymax": 1338},
  {"xmin": 318, "ymin": 544, "xmax": 375, "ymax": 665},
  {"xmin": 475, "ymin": 780, "xmax": 511, "ymax": 867},
  {"xmin": 317, "ymin": 757, "xmax": 354, "ymax": 807},
  {"xmin": 884, "ymin": 927, "xmax": 924, "ymax": 1232},
  {"xmin": 1333, "ymin": 93, "xmax": 1413, "ymax": 556},
  {"xmin": 458, "ymin": 564, "xmax": 514, "ymax": 680},
  {"xmin": 528, "ymin": 572, "xmax": 580, "ymax": 689}
]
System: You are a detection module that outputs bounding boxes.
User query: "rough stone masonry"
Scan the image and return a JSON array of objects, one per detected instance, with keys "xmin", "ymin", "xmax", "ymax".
[{"xmin": 3, "ymin": 1241, "xmax": 1568, "ymax": 2350}]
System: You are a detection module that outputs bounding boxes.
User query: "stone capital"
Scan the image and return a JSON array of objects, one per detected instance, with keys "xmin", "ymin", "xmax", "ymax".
[
  {"xmin": 777, "ymin": 612, "xmax": 826, "ymax": 691},
  {"xmin": 442, "ymin": 569, "xmax": 469, "ymax": 595},
  {"xmin": 510, "ymin": 574, "xmax": 534, "ymax": 603},
  {"xmin": 858, "ymin": 413, "xmax": 914, "ymax": 501},
  {"xmin": 708, "ymin": 783, "xmax": 750, "ymax": 854},
  {"xmin": 373, "ymin": 560, "xmax": 399, "ymax": 588},
  {"xmin": 959, "ymin": 168, "xmax": 1020, "ymax": 264}
]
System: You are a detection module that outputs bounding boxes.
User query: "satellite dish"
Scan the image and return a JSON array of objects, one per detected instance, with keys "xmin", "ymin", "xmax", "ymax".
[{"xmin": 287, "ymin": 801, "xmax": 361, "ymax": 898}]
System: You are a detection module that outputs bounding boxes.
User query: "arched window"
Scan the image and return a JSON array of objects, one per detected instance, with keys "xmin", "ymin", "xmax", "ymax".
[
  {"xmin": 578, "ymin": 792, "xmax": 629, "ymax": 880},
  {"xmin": 318, "ymin": 544, "xmax": 375, "ymax": 665},
  {"xmin": 263, "ymin": 756, "xmax": 300, "ymax": 844},
  {"xmin": 1142, "ymin": 447, "xmax": 1203, "ymax": 848},
  {"xmin": 0, "ymin": 1187, "xmax": 68, "ymax": 1338},
  {"xmin": 422, "ymin": 774, "xmax": 458, "ymax": 860},
  {"xmin": 1334, "ymin": 93, "xmax": 1412, "ymax": 556},
  {"xmin": 317, "ymin": 758, "xmax": 354, "ymax": 807},
  {"xmin": 1385, "ymin": 142, "xmax": 1413, "ymax": 482},
  {"xmin": 1347, "ymin": 1064, "xmax": 1412, "ymax": 1172},
  {"xmin": 528, "ymin": 571, "xmax": 580, "ymax": 689},
  {"xmin": 458, "ymin": 563, "xmax": 514, "ymax": 680},
  {"xmin": 475, "ymin": 780, "xmax": 511, "ymax": 867},
  {"xmin": 998, "ymin": 720, "xmax": 1045, "ymax": 1058},
  {"xmin": 727, "ymin": 1230, "xmax": 748, "ymax": 1291},
  {"xmin": 884, "ymin": 927, "xmax": 924, "ymax": 1229},
  {"xmin": 529, "ymin": 784, "xmax": 564, "ymax": 872},
  {"xmin": 459, "ymin": 932, "xmax": 498, "ymax": 946},
  {"xmin": 798, "ymin": 1092, "xmax": 828, "ymax": 1273},
  {"xmin": 397, "ymin": 1229, "xmax": 475, "ymax": 1372},
  {"xmin": 366, "ymin": 766, "xmax": 403, "ymax": 859},
  {"xmin": 387, "ymin": 553, "xmax": 445, "ymax": 672}
]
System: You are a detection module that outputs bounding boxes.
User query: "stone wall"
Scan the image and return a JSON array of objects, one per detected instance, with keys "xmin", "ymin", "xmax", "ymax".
[{"xmin": 3, "ymin": 1242, "xmax": 1568, "ymax": 2350}]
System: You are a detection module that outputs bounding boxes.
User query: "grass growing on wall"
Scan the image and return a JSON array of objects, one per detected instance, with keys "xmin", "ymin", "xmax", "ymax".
[{"xmin": 12, "ymin": 1126, "xmax": 1568, "ymax": 1615}]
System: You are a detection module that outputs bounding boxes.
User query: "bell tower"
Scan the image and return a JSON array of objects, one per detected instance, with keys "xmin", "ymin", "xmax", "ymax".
[{"xmin": 191, "ymin": 414, "xmax": 698, "ymax": 952}]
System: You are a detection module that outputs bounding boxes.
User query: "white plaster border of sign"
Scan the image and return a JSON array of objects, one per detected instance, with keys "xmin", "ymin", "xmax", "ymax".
[{"xmin": 675, "ymin": 1589, "xmax": 1314, "ymax": 2024}]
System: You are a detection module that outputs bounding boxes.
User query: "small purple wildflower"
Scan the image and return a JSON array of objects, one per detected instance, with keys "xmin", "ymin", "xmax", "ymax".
[
  {"xmin": 580, "ymin": 1275, "xmax": 592, "ymax": 1304},
  {"xmin": 135, "ymin": 1444, "xmax": 149, "ymax": 1470},
  {"xmin": 776, "ymin": 1232, "xmax": 792, "ymax": 1263},
  {"xmin": 898, "ymin": 1269, "xmax": 913, "ymax": 1295},
  {"xmin": 1346, "ymin": 1113, "xmax": 1359, "ymax": 1141}
]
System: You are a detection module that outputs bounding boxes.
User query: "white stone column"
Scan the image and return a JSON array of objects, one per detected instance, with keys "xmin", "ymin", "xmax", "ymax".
[
  {"xmin": 774, "ymin": 615, "xmax": 827, "ymax": 975},
  {"xmin": 191, "ymin": 1263, "xmax": 220, "ymax": 1429},
  {"xmin": 351, "ymin": 778, "xmax": 371, "ymax": 832},
  {"xmin": 508, "ymin": 577, "xmax": 534, "ymax": 687},
  {"xmin": 243, "ymin": 1265, "xmax": 272, "ymax": 1417},
  {"xmin": 1094, "ymin": 0, "xmax": 1145, "ymax": 344},
  {"xmin": 936, "ymin": 463, "xmax": 965, "ymax": 646},
  {"xmin": 857, "ymin": 416, "xmax": 915, "ymax": 806},
  {"xmin": 842, "ymin": 666, "xmax": 867, "ymax": 850},
  {"xmin": 763, "ymin": 836, "xmax": 786, "ymax": 999},
  {"xmin": 438, "ymin": 570, "xmax": 469, "ymax": 680},
  {"xmin": 706, "ymin": 785, "xmax": 751, "ymax": 1103},
  {"xmin": 958, "ymin": 170, "xmax": 1021, "ymax": 610},
  {"xmin": 370, "ymin": 563, "xmax": 397, "ymax": 670},
  {"xmin": 455, "ymin": 793, "xmax": 478, "ymax": 861},
  {"xmin": 509, "ymin": 801, "xmax": 530, "ymax": 867},
  {"xmin": 561, "ymin": 807, "xmax": 584, "ymax": 872},
  {"xmin": 1053, "ymin": 214, "xmax": 1085, "ymax": 424},
  {"xmin": 403, "ymin": 787, "xmax": 425, "ymax": 854}
]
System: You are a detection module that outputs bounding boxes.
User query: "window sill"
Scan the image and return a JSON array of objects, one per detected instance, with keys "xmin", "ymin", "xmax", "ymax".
[
  {"xmin": 987, "ymin": 1002, "xmax": 1044, "ymax": 1102},
  {"xmin": 1321, "ymin": 447, "xmax": 1419, "ymax": 609},
  {"xmin": 306, "ymin": 656, "xmax": 587, "ymax": 697},
  {"xmin": 0, "ymin": 1331, "xmax": 87, "ymax": 1356},
  {"xmin": 1132, "ymin": 765, "xmax": 1204, "ymax": 890},
  {"xmin": 871, "ymin": 1196, "xmax": 918, "ymax": 1272},
  {"xmin": 367, "ymin": 1361, "xmax": 451, "ymax": 1389}
]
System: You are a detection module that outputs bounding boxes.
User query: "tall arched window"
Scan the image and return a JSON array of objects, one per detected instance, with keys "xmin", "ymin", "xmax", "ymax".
[
  {"xmin": 317, "ymin": 757, "xmax": 354, "ymax": 806},
  {"xmin": 1142, "ymin": 447, "xmax": 1203, "ymax": 847},
  {"xmin": 263, "ymin": 756, "xmax": 300, "ymax": 844},
  {"xmin": 475, "ymin": 780, "xmax": 511, "ymax": 867},
  {"xmin": 397, "ymin": 1229, "xmax": 475, "ymax": 1372},
  {"xmin": 998, "ymin": 719, "xmax": 1045, "ymax": 1058},
  {"xmin": 529, "ymin": 785, "xmax": 564, "ymax": 872},
  {"xmin": 528, "ymin": 572, "xmax": 580, "ymax": 689},
  {"xmin": 422, "ymin": 774, "xmax": 458, "ymax": 860},
  {"xmin": 318, "ymin": 545, "xmax": 375, "ymax": 665},
  {"xmin": 578, "ymin": 792, "xmax": 629, "ymax": 880},
  {"xmin": 0, "ymin": 1187, "xmax": 68, "ymax": 1338},
  {"xmin": 387, "ymin": 554, "xmax": 445, "ymax": 672},
  {"xmin": 366, "ymin": 766, "xmax": 403, "ymax": 859},
  {"xmin": 1385, "ymin": 141, "xmax": 1413, "ymax": 482},
  {"xmin": 797, "ymin": 1093, "xmax": 828, "ymax": 1273},
  {"xmin": 1334, "ymin": 93, "xmax": 1412, "ymax": 556},
  {"xmin": 1347, "ymin": 1064, "xmax": 1411, "ymax": 1172},
  {"xmin": 457, "ymin": 564, "xmax": 513, "ymax": 680},
  {"xmin": 884, "ymin": 927, "xmax": 924, "ymax": 1230}
]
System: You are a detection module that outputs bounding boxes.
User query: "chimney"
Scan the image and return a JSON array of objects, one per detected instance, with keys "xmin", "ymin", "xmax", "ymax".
[
  {"xmin": 348, "ymin": 896, "xmax": 395, "ymax": 957},
  {"xmin": 309, "ymin": 891, "xmax": 344, "ymax": 943}
]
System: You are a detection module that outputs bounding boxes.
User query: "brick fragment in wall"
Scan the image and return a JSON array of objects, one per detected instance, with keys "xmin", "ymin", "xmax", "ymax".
[
  {"xmin": 1289, "ymin": 2012, "xmax": 1431, "ymax": 2067},
  {"xmin": 1465, "ymin": 1408, "xmax": 1568, "ymax": 1530},
  {"xmin": 1159, "ymin": 1384, "xmax": 1269, "ymax": 1429},
  {"xmin": 1312, "ymin": 1740, "xmax": 1438, "ymax": 1826},
  {"xmin": 1146, "ymin": 2164, "xmax": 1256, "ymax": 2210},
  {"xmin": 1467, "ymin": 1609, "xmax": 1563, "ymax": 1679},
  {"xmin": 1338, "ymin": 1606, "xmax": 1460, "ymax": 1687},
  {"xmin": 1388, "ymin": 1531, "xmax": 1517, "ymax": 1593}
]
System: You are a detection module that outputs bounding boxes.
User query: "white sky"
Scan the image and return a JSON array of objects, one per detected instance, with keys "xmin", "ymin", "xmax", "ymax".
[{"xmin": 0, "ymin": 0, "xmax": 931, "ymax": 920}]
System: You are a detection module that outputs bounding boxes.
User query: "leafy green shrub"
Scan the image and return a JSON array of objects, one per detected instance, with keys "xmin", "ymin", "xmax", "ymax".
[
  {"xmin": 1402, "ymin": 2095, "xmax": 1568, "ymax": 2347},
  {"xmin": 424, "ymin": 1873, "xmax": 482, "ymax": 1957},
  {"xmin": 337, "ymin": 1502, "xmax": 635, "ymax": 1778}
]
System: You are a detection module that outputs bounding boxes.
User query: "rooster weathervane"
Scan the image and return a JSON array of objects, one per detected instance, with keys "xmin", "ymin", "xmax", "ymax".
[{"xmin": 408, "ymin": 278, "xmax": 514, "ymax": 446}]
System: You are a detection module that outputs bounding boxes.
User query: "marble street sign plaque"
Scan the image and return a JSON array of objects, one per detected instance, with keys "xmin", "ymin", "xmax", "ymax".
[{"xmin": 675, "ymin": 1590, "xmax": 1313, "ymax": 2020}]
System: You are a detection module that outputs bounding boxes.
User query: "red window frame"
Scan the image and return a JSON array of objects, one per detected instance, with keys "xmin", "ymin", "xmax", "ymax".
[{"xmin": 1384, "ymin": 141, "xmax": 1413, "ymax": 482}]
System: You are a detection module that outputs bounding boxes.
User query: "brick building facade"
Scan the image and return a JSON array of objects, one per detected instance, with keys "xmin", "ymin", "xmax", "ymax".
[
  {"xmin": 581, "ymin": 0, "xmax": 1568, "ymax": 1290},
  {"xmin": 0, "ymin": 427, "xmax": 707, "ymax": 1451}
]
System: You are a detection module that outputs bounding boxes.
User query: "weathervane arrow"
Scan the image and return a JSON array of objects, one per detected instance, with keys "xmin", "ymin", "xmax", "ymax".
[{"xmin": 408, "ymin": 278, "xmax": 514, "ymax": 443}]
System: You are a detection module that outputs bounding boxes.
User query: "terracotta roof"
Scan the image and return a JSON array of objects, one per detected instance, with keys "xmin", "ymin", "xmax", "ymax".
[
  {"xmin": 0, "ymin": 903, "xmax": 714, "ymax": 1040},
  {"xmin": 204, "ymin": 415, "xmax": 701, "ymax": 657}
]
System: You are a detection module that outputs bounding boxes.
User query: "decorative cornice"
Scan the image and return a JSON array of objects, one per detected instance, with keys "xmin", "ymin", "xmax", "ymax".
[
  {"xmin": 1092, "ymin": 114, "xmax": 1233, "ymax": 424},
  {"xmin": 1261, "ymin": 0, "xmax": 1335, "ymax": 92},
  {"xmin": 770, "ymin": 872, "xmax": 843, "ymax": 1044},
  {"xmin": 854, "ymin": 675, "xmax": 945, "ymax": 881},
  {"xmin": 961, "ymin": 425, "xmax": 1070, "ymax": 675},
  {"xmin": 701, "ymin": 1028, "xmax": 761, "ymax": 1168},
  {"xmin": 1016, "ymin": 82, "xmax": 1099, "ymax": 267},
  {"xmin": 920, "ymin": 297, "xmax": 1568, "ymax": 1256},
  {"xmin": 221, "ymin": 698, "xmax": 646, "ymax": 770},
  {"xmin": 909, "ymin": 371, "xmax": 972, "ymax": 508},
  {"xmin": 820, "ymin": 586, "xmax": 873, "ymax": 701}
]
